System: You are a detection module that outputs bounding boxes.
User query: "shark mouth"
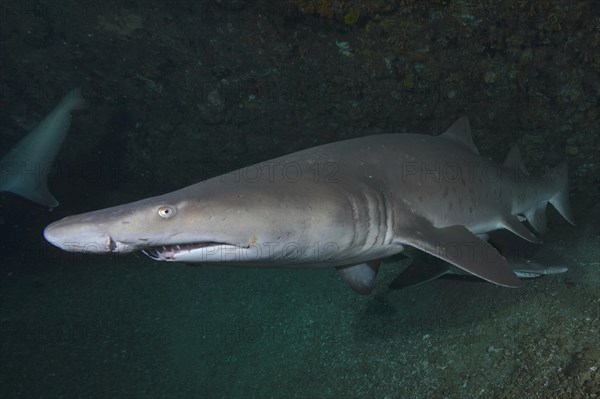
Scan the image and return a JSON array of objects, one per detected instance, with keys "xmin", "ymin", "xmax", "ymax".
[{"xmin": 141, "ymin": 242, "xmax": 248, "ymax": 261}]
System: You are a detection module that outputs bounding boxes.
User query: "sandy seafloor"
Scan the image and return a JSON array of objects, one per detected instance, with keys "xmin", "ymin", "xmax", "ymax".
[{"xmin": 1, "ymin": 201, "xmax": 598, "ymax": 399}]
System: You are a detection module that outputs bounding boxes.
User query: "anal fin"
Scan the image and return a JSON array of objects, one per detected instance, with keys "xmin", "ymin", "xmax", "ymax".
[
  {"xmin": 500, "ymin": 215, "xmax": 541, "ymax": 243},
  {"xmin": 523, "ymin": 202, "xmax": 548, "ymax": 233}
]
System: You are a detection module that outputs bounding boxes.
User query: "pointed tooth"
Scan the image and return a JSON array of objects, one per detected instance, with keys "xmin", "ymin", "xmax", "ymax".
[{"xmin": 142, "ymin": 249, "xmax": 156, "ymax": 260}]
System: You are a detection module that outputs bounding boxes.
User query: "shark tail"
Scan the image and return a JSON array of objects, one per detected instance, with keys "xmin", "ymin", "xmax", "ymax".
[
  {"xmin": 544, "ymin": 162, "xmax": 575, "ymax": 225},
  {"xmin": 0, "ymin": 87, "xmax": 85, "ymax": 208},
  {"xmin": 60, "ymin": 87, "xmax": 86, "ymax": 111}
]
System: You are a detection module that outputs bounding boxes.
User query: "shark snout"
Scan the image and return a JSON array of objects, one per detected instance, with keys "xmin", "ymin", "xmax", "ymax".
[{"xmin": 43, "ymin": 217, "xmax": 125, "ymax": 253}]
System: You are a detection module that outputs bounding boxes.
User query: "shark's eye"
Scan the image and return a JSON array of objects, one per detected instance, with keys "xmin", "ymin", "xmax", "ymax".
[{"xmin": 158, "ymin": 205, "xmax": 176, "ymax": 219}]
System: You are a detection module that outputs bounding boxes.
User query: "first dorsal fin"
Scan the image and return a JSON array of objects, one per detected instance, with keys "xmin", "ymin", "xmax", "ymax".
[
  {"xmin": 504, "ymin": 145, "xmax": 529, "ymax": 175},
  {"xmin": 441, "ymin": 117, "xmax": 479, "ymax": 154}
]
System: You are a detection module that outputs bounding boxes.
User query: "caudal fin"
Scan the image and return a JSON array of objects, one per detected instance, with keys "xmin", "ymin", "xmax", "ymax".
[{"xmin": 545, "ymin": 162, "xmax": 575, "ymax": 225}]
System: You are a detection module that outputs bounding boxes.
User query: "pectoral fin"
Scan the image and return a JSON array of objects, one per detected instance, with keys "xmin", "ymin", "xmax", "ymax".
[{"xmin": 395, "ymin": 220, "xmax": 523, "ymax": 288}]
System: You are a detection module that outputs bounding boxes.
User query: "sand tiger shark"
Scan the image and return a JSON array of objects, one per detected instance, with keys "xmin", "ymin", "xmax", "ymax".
[
  {"xmin": 43, "ymin": 118, "xmax": 575, "ymax": 294},
  {"xmin": 0, "ymin": 88, "xmax": 85, "ymax": 207}
]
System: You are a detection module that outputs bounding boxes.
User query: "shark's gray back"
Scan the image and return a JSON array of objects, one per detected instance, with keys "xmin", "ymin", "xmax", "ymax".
[{"xmin": 257, "ymin": 133, "xmax": 530, "ymax": 235}]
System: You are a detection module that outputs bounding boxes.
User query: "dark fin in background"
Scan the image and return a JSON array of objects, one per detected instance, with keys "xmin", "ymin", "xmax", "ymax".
[
  {"xmin": 336, "ymin": 260, "xmax": 380, "ymax": 295},
  {"xmin": 487, "ymin": 229, "xmax": 568, "ymax": 274},
  {"xmin": 487, "ymin": 229, "xmax": 538, "ymax": 261},
  {"xmin": 440, "ymin": 117, "xmax": 480, "ymax": 154},
  {"xmin": 389, "ymin": 254, "xmax": 450, "ymax": 289}
]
